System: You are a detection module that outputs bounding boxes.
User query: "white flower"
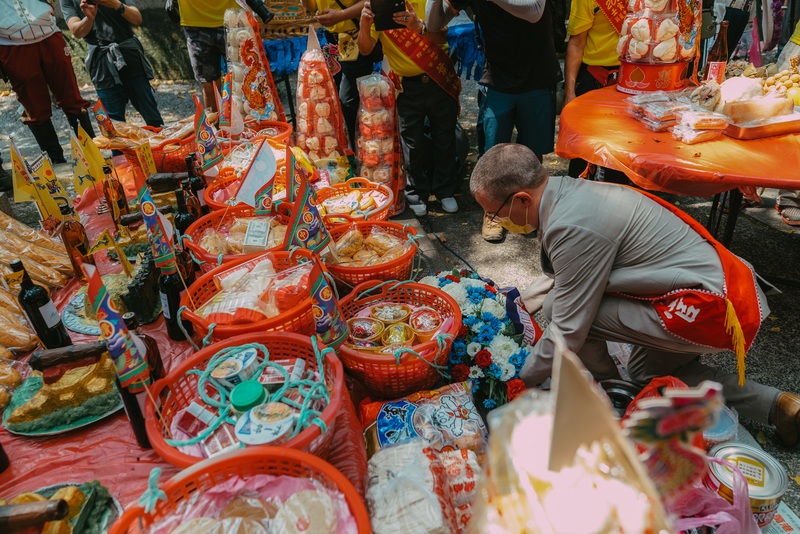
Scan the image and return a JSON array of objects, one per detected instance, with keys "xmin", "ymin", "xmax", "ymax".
[
  {"xmin": 442, "ymin": 282, "xmax": 469, "ymax": 309},
  {"xmin": 489, "ymin": 334, "xmax": 519, "ymax": 367},
  {"xmin": 469, "ymin": 366, "xmax": 485, "ymax": 378},
  {"xmin": 495, "ymin": 293, "xmax": 507, "ymax": 307},
  {"xmin": 471, "ymin": 322, "xmax": 482, "ymax": 333},
  {"xmin": 462, "ymin": 303, "xmax": 477, "ymax": 316},
  {"xmin": 466, "ymin": 342, "xmax": 481, "ymax": 357},
  {"xmin": 459, "ymin": 278, "xmax": 485, "ymax": 288},
  {"xmin": 482, "ymin": 299, "xmax": 507, "ymax": 321},
  {"xmin": 419, "ymin": 275, "xmax": 440, "ymax": 288},
  {"xmin": 499, "ymin": 363, "xmax": 516, "ymax": 382}
]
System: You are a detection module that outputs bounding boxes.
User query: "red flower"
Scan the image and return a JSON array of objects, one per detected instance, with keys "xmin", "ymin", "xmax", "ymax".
[
  {"xmin": 507, "ymin": 379, "xmax": 526, "ymax": 401},
  {"xmin": 485, "ymin": 285, "xmax": 497, "ymax": 294},
  {"xmin": 445, "ymin": 275, "xmax": 459, "ymax": 283},
  {"xmin": 475, "ymin": 350, "xmax": 492, "ymax": 368},
  {"xmin": 458, "ymin": 324, "xmax": 469, "ymax": 338},
  {"xmin": 450, "ymin": 364, "xmax": 470, "ymax": 382}
]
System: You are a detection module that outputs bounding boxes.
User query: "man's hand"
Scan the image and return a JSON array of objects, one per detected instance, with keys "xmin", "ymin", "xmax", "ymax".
[
  {"xmin": 80, "ymin": 0, "xmax": 97, "ymax": 20},
  {"xmin": 96, "ymin": 0, "xmax": 123, "ymax": 9},
  {"xmin": 393, "ymin": 0, "xmax": 424, "ymax": 33},
  {"xmin": 315, "ymin": 8, "xmax": 342, "ymax": 26},
  {"xmin": 361, "ymin": 0, "xmax": 375, "ymax": 27}
]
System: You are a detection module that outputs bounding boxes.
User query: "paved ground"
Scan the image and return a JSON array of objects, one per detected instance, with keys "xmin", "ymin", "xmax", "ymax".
[{"xmin": 2, "ymin": 42, "xmax": 800, "ymax": 512}]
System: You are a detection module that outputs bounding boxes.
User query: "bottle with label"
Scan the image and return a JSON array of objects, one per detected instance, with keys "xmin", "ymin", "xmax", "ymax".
[
  {"xmin": 123, "ymin": 312, "xmax": 165, "ymax": 382},
  {"xmin": 173, "ymin": 189, "xmax": 197, "ymax": 282},
  {"xmin": 58, "ymin": 204, "xmax": 95, "ymax": 284},
  {"xmin": 704, "ymin": 21, "xmax": 729, "ymax": 84},
  {"xmin": 102, "ymin": 165, "xmax": 130, "ymax": 221},
  {"xmin": 186, "ymin": 155, "xmax": 209, "ymax": 216},
  {"xmin": 115, "ymin": 376, "xmax": 152, "ymax": 448},
  {"xmin": 181, "ymin": 180, "xmax": 202, "ymax": 221},
  {"xmin": 159, "ymin": 262, "xmax": 193, "ymax": 341},
  {"xmin": 12, "ymin": 260, "xmax": 72, "ymax": 349}
]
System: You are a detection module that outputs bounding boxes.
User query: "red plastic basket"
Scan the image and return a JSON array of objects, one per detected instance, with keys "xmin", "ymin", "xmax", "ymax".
[
  {"xmin": 182, "ymin": 205, "xmax": 287, "ymax": 274},
  {"xmin": 144, "ymin": 332, "xmax": 343, "ymax": 468},
  {"xmin": 316, "ymin": 178, "xmax": 394, "ymax": 223},
  {"xmin": 179, "ymin": 250, "xmax": 317, "ymax": 340},
  {"xmin": 327, "ymin": 221, "xmax": 418, "ymax": 290},
  {"xmin": 108, "ymin": 447, "xmax": 370, "ymax": 534},
  {"xmin": 338, "ymin": 280, "xmax": 461, "ymax": 398}
]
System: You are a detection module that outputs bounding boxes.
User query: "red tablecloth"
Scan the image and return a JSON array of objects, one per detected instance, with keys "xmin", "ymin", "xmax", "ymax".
[
  {"xmin": 0, "ymin": 158, "xmax": 368, "ymax": 507},
  {"xmin": 556, "ymin": 86, "xmax": 800, "ymax": 198}
]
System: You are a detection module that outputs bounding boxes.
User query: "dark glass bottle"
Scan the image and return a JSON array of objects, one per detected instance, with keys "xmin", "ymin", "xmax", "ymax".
[
  {"xmin": 58, "ymin": 204, "xmax": 95, "ymax": 284},
  {"xmin": 159, "ymin": 262, "xmax": 193, "ymax": 341},
  {"xmin": 115, "ymin": 376, "xmax": 151, "ymax": 448},
  {"xmin": 185, "ymin": 155, "xmax": 209, "ymax": 215},
  {"xmin": 12, "ymin": 260, "xmax": 72, "ymax": 349},
  {"xmin": 0, "ymin": 440, "xmax": 9, "ymax": 474},
  {"xmin": 181, "ymin": 180, "xmax": 202, "ymax": 221},
  {"xmin": 173, "ymin": 189, "xmax": 198, "ymax": 281},
  {"xmin": 704, "ymin": 21, "xmax": 729, "ymax": 84},
  {"xmin": 123, "ymin": 312, "xmax": 165, "ymax": 382}
]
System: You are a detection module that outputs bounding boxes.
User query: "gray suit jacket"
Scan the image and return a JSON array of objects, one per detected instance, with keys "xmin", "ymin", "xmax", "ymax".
[{"xmin": 520, "ymin": 176, "xmax": 767, "ymax": 385}]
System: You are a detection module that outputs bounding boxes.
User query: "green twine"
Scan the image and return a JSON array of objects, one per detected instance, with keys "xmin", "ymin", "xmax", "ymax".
[
  {"xmin": 138, "ymin": 468, "xmax": 167, "ymax": 514},
  {"xmin": 177, "ymin": 306, "xmax": 200, "ymax": 352},
  {"xmin": 181, "ymin": 235, "xmax": 208, "ymax": 266},
  {"xmin": 392, "ymin": 334, "xmax": 453, "ymax": 379}
]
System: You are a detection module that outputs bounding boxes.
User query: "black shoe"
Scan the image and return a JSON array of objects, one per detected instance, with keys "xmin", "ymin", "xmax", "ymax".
[
  {"xmin": 27, "ymin": 119, "xmax": 66, "ymax": 163},
  {"xmin": 0, "ymin": 165, "xmax": 11, "ymax": 192},
  {"xmin": 66, "ymin": 109, "xmax": 96, "ymax": 139}
]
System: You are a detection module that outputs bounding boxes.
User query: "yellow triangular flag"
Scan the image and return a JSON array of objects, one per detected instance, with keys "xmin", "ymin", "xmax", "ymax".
[
  {"xmin": 114, "ymin": 241, "xmax": 134, "ymax": 277},
  {"xmin": 27, "ymin": 156, "xmax": 65, "ymax": 223},
  {"xmin": 70, "ymin": 131, "xmax": 99, "ymax": 196},
  {"xmin": 9, "ymin": 140, "xmax": 37, "ymax": 204},
  {"xmin": 76, "ymin": 126, "xmax": 106, "ymax": 194},
  {"xmin": 4, "ymin": 271, "xmax": 24, "ymax": 286},
  {"xmin": 33, "ymin": 154, "xmax": 72, "ymax": 214},
  {"xmin": 88, "ymin": 229, "xmax": 115, "ymax": 255}
]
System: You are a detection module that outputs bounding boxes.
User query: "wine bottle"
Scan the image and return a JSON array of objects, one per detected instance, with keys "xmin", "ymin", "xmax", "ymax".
[
  {"xmin": 58, "ymin": 204, "xmax": 95, "ymax": 284},
  {"xmin": 12, "ymin": 260, "xmax": 72, "ymax": 349},
  {"xmin": 146, "ymin": 172, "xmax": 188, "ymax": 194},
  {"xmin": 103, "ymin": 165, "xmax": 130, "ymax": 216},
  {"xmin": 159, "ymin": 262, "xmax": 193, "ymax": 341},
  {"xmin": 186, "ymin": 155, "xmax": 209, "ymax": 216},
  {"xmin": 173, "ymin": 189, "xmax": 198, "ymax": 281},
  {"xmin": 704, "ymin": 21, "xmax": 729, "ymax": 84},
  {"xmin": 123, "ymin": 312, "xmax": 165, "ymax": 382},
  {"xmin": 115, "ymin": 376, "xmax": 151, "ymax": 448},
  {"xmin": 181, "ymin": 179, "xmax": 202, "ymax": 221}
]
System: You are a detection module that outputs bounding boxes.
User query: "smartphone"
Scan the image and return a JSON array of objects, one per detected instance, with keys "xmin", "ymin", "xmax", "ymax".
[{"xmin": 372, "ymin": 0, "xmax": 405, "ymax": 31}]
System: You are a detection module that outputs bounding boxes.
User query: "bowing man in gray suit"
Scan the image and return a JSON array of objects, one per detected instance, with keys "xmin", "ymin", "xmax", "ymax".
[{"xmin": 471, "ymin": 143, "xmax": 800, "ymax": 447}]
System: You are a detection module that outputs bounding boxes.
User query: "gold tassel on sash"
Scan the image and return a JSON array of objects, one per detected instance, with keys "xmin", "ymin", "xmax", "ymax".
[{"xmin": 724, "ymin": 299, "xmax": 747, "ymax": 386}]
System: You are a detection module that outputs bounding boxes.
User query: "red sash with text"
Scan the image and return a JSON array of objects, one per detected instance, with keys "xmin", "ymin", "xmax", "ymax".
[
  {"xmin": 595, "ymin": 0, "xmax": 627, "ymax": 34},
  {"xmin": 383, "ymin": 28, "xmax": 461, "ymax": 102},
  {"xmin": 610, "ymin": 187, "xmax": 763, "ymax": 386}
]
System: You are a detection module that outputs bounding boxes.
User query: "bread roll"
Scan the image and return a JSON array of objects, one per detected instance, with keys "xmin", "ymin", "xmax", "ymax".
[
  {"xmin": 0, "ymin": 287, "xmax": 24, "ymax": 316},
  {"xmin": 0, "ymin": 230, "xmax": 72, "ymax": 274},
  {"xmin": 0, "ymin": 250, "xmax": 67, "ymax": 288},
  {"xmin": 0, "ymin": 212, "xmax": 67, "ymax": 255},
  {"xmin": 0, "ymin": 362, "xmax": 22, "ymax": 389},
  {"xmin": 0, "ymin": 346, "xmax": 14, "ymax": 360}
]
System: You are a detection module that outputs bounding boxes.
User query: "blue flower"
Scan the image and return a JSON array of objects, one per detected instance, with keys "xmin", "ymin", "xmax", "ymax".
[
  {"xmin": 466, "ymin": 287, "xmax": 487, "ymax": 305},
  {"xmin": 483, "ymin": 398, "xmax": 497, "ymax": 409},
  {"xmin": 449, "ymin": 353, "xmax": 462, "ymax": 365},
  {"xmin": 481, "ymin": 313, "xmax": 503, "ymax": 334},
  {"xmin": 509, "ymin": 349, "xmax": 529, "ymax": 371},
  {"xmin": 440, "ymin": 277, "xmax": 454, "ymax": 286},
  {"xmin": 463, "ymin": 315, "xmax": 481, "ymax": 328},
  {"xmin": 452, "ymin": 339, "xmax": 466, "ymax": 356},
  {"xmin": 473, "ymin": 379, "xmax": 479, "ymax": 392},
  {"xmin": 476, "ymin": 325, "xmax": 495, "ymax": 345},
  {"xmin": 486, "ymin": 363, "xmax": 501, "ymax": 379}
]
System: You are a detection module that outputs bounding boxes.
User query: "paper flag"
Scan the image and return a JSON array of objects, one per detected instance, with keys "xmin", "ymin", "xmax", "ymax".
[
  {"xmin": 4, "ymin": 271, "xmax": 23, "ymax": 286},
  {"xmin": 133, "ymin": 143, "xmax": 157, "ymax": 176},
  {"xmin": 93, "ymin": 100, "xmax": 117, "ymax": 138},
  {"xmin": 193, "ymin": 95, "xmax": 223, "ymax": 171},
  {"xmin": 238, "ymin": 138, "xmax": 277, "ymax": 208},
  {"xmin": 218, "ymin": 72, "xmax": 245, "ymax": 136},
  {"xmin": 70, "ymin": 130, "xmax": 101, "ymax": 196},
  {"xmin": 114, "ymin": 240, "xmax": 135, "ymax": 277},
  {"xmin": 89, "ymin": 229, "xmax": 115, "ymax": 255},
  {"xmin": 9, "ymin": 140, "xmax": 62, "ymax": 222},
  {"xmin": 136, "ymin": 186, "xmax": 176, "ymax": 270},
  {"xmin": 76, "ymin": 126, "xmax": 108, "ymax": 195},
  {"xmin": 81, "ymin": 260, "xmax": 150, "ymax": 391},
  {"xmin": 282, "ymin": 152, "xmax": 333, "ymax": 255},
  {"xmin": 32, "ymin": 154, "xmax": 72, "ymax": 214}
]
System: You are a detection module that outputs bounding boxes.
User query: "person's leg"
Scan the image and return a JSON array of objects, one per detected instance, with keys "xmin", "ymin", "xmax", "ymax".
[
  {"xmin": 482, "ymin": 88, "xmax": 516, "ymax": 152},
  {"xmin": 426, "ymin": 82, "xmax": 458, "ymax": 204},
  {"xmin": 514, "ymin": 86, "xmax": 556, "ymax": 157},
  {"xmin": 38, "ymin": 33, "xmax": 91, "ymax": 117},
  {"xmin": 476, "ymin": 87, "xmax": 486, "ymax": 158},
  {"xmin": 96, "ymin": 85, "xmax": 129, "ymax": 122},
  {"xmin": 396, "ymin": 81, "xmax": 429, "ymax": 211},
  {"xmin": 184, "ymin": 27, "xmax": 224, "ymax": 112},
  {"xmin": 122, "ymin": 76, "xmax": 165, "ymax": 127},
  {"xmin": 339, "ymin": 53, "xmax": 374, "ymax": 150}
]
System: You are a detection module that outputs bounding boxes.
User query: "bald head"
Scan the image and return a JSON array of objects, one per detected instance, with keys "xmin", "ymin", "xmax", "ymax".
[{"xmin": 470, "ymin": 144, "xmax": 548, "ymax": 204}]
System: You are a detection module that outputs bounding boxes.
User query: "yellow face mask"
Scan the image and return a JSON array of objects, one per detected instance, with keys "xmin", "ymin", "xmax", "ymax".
[{"xmin": 497, "ymin": 196, "xmax": 535, "ymax": 234}]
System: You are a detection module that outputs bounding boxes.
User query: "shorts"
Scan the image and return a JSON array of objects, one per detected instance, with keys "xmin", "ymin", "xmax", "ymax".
[
  {"xmin": 183, "ymin": 26, "xmax": 226, "ymax": 83},
  {"xmin": 480, "ymin": 85, "xmax": 557, "ymax": 156}
]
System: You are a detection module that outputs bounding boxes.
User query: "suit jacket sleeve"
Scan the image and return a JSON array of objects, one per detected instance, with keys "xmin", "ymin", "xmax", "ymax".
[{"xmin": 519, "ymin": 224, "xmax": 618, "ymax": 386}]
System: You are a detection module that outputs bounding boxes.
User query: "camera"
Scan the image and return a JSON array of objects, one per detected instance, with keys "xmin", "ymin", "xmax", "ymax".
[
  {"xmin": 245, "ymin": 0, "xmax": 275, "ymax": 24},
  {"xmin": 447, "ymin": 0, "xmax": 471, "ymax": 10}
]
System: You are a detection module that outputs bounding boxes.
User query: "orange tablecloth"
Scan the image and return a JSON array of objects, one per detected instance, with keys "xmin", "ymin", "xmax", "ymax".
[
  {"xmin": 0, "ymin": 158, "xmax": 369, "ymax": 508},
  {"xmin": 556, "ymin": 87, "xmax": 800, "ymax": 198}
]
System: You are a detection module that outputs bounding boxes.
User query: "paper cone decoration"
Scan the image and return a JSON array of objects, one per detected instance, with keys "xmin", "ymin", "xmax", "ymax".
[
  {"xmin": 70, "ymin": 130, "xmax": 102, "ymax": 196},
  {"xmin": 218, "ymin": 72, "xmax": 245, "ymax": 136},
  {"xmin": 92, "ymin": 100, "xmax": 117, "ymax": 138},
  {"xmin": 238, "ymin": 138, "xmax": 277, "ymax": 209},
  {"xmin": 241, "ymin": 10, "xmax": 285, "ymax": 122},
  {"xmin": 309, "ymin": 260, "xmax": 349, "ymax": 349},
  {"xmin": 193, "ymin": 95, "xmax": 223, "ymax": 171},
  {"xmin": 281, "ymin": 152, "xmax": 332, "ymax": 255},
  {"xmin": 9, "ymin": 140, "xmax": 62, "ymax": 223},
  {"xmin": 136, "ymin": 186, "xmax": 177, "ymax": 270},
  {"xmin": 81, "ymin": 261, "xmax": 149, "ymax": 391}
]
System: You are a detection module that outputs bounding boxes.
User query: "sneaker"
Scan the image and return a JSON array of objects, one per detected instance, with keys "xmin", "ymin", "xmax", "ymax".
[
  {"xmin": 409, "ymin": 202, "xmax": 427, "ymax": 217},
  {"xmin": 482, "ymin": 211, "xmax": 504, "ymax": 242},
  {"xmin": 777, "ymin": 204, "xmax": 800, "ymax": 226},
  {"xmin": 441, "ymin": 197, "xmax": 458, "ymax": 213}
]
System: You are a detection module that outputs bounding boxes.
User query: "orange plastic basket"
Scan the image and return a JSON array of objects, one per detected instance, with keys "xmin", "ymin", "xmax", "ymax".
[
  {"xmin": 108, "ymin": 448, "xmax": 370, "ymax": 534},
  {"xmin": 144, "ymin": 332, "xmax": 343, "ymax": 468},
  {"xmin": 182, "ymin": 205, "xmax": 287, "ymax": 274},
  {"xmin": 338, "ymin": 280, "xmax": 461, "ymax": 398},
  {"xmin": 316, "ymin": 178, "xmax": 394, "ymax": 223},
  {"xmin": 245, "ymin": 120, "xmax": 293, "ymax": 143},
  {"xmin": 179, "ymin": 250, "xmax": 317, "ymax": 341},
  {"xmin": 327, "ymin": 221, "xmax": 418, "ymax": 290}
]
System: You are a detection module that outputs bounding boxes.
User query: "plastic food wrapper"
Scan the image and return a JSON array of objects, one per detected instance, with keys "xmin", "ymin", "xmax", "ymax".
[
  {"xmin": 0, "ymin": 250, "xmax": 67, "ymax": 289},
  {"xmin": 641, "ymin": 100, "xmax": 691, "ymax": 121},
  {"xmin": 0, "ymin": 211, "xmax": 67, "ymax": 256},
  {"xmin": 295, "ymin": 47, "xmax": 347, "ymax": 160},
  {"xmin": 676, "ymin": 109, "xmax": 729, "ymax": 130},
  {"xmin": 317, "ymin": 189, "xmax": 388, "ymax": 223},
  {"xmin": 639, "ymin": 115, "xmax": 676, "ymax": 132},
  {"xmin": 0, "ymin": 307, "xmax": 38, "ymax": 353},
  {"xmin": 625, "ymin": 91, "xmax": 672, "ymax": 106},
  {"xmin": 334, "ymin": 226, "xmax": 410, "ymax": 268},
  {"xmin": 197, "ymin": 217, "xmax": 287, "ymax": 257},
  {"xmin": 671, "ymin": 125, "xmax": 723, "ymax": 144},
  {"xmin": 360, "ymin": 381, "xmax": 487, "ymax": 460},
  {"xmin": 144, "ymin": 474, "xmax": 357, "ymax": 534},
  {"xmin": 0, "ymin": 359, "xmax": 32, "ymax": 409},
  {"xmin": 1, "ymin": 229, "xmax": 72, "ymax": 275}
]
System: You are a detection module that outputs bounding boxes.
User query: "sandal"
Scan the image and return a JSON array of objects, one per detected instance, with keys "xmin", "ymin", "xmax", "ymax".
[{"xmin": 777, "ymin": 204, "xmax": 800, "ymax": 226}]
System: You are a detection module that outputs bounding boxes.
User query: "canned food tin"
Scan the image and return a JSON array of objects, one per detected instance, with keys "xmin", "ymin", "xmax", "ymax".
[
  {"xmin": 704, "ymin": 443, "xmax": 788, "ymax": 529},
  {"xmin": 210, "ymin": 347, "xmax": 259, "ymax": 389}
]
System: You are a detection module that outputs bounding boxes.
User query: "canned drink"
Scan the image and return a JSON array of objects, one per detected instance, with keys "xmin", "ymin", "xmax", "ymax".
[{"xmin": 704, "ymin": 443, "xmax": 788, "ymax": 530}]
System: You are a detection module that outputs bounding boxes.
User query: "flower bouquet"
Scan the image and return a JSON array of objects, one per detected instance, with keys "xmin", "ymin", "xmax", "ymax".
[{"xmin": 419, "ymin": 270, "xmax": 543, "ymax": 418}]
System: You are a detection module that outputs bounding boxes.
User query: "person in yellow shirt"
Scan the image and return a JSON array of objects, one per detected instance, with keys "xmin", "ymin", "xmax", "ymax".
[
  {"xmin": 774, "ymin": 21, "xmax": 800, "ymax": 225},
  {"xmin": 178, "ymin": 0, "xmax": 238, "ymax": 112},
  {"xmin": 302, "ymin": 0, "xmax": 372, "ymax": 147},
  {"xmin": 563, "ymin": 0, "xmax": 626, "ymax": 183},
  {"xmin": 357, "ymin": 0, "xmax": 460, "ymax": 216}
]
